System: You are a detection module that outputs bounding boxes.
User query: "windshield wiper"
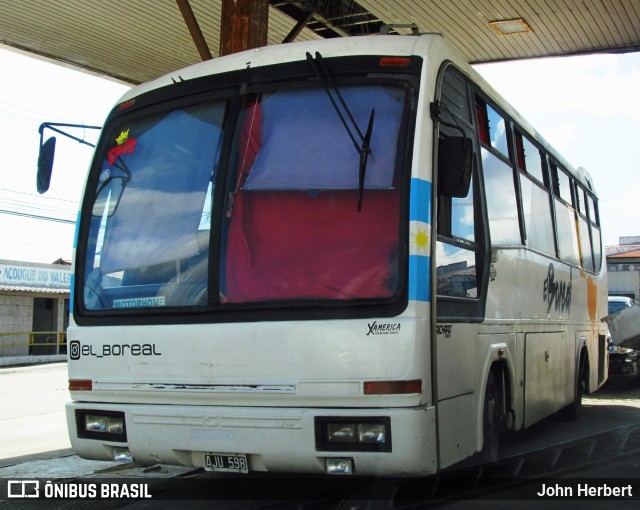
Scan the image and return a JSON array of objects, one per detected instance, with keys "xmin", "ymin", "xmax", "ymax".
[{"xmin": 306, "ymin": 51, "xmax": 375, "ymax": 212}]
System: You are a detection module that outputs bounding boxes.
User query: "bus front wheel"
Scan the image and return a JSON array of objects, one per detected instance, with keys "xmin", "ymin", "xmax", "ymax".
[{"xmin": 482, "ymin": 369, "xmax": 504, "ymax": 463}]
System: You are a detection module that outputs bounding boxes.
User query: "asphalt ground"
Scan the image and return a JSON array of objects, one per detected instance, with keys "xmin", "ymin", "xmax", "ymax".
[{"xmin": 1, "ymin": 363, "xmax": 640, "ymax": 508}]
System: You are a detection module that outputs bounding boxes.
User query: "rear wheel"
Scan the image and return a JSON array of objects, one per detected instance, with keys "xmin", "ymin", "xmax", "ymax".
[{"xmin": 565, "ymin": 351, "xmax": 587, "ymax": 420}]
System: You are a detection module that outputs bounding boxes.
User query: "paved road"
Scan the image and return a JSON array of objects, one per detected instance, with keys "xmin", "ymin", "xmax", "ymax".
[
  {"xmin": 0, "ymin": 362, "xmax": 71, "ymax": 460},
  {"xmin": 1, "ymin": 363, "xmax": 639, "ymax": 509}
]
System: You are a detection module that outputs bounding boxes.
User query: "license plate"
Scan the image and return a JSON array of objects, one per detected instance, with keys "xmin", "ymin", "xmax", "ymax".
[{"xmin": 204, "ymin": 453, "xmax": 249, "ymax": 473}]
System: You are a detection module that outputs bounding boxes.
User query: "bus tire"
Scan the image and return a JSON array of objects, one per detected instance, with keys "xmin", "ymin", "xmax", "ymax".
[
  {"xmin": 565, "ymin": 351, "xmax": 588, "ymax": 421},
  {"xmin": 482, "ymin": 369, "xmax": 503, "ymax": 463}
]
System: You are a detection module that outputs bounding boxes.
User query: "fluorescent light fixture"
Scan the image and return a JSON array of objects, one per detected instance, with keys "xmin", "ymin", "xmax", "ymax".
[{"xmin": 489, "ymin": 18, "xmax": 532, "ymax": 35}]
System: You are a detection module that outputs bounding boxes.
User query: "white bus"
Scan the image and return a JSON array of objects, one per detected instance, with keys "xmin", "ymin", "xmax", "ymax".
[{"xmin": 40, "ymin": 34, "xmax": 608, "ymax": 476}]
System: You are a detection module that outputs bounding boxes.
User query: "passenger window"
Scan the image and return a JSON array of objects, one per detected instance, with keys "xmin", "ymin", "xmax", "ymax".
[
  {"xmin": 555, "ymin": 199, "xmax": 580, "ymax": 265},
  {"xmin": 581, "ymin": 189, "xmax": 589, "ymax": 217},
  {"xmin": 574, "ymin": 184, "xmax": 601, "ymax": 273},
  {"xmin": 475, "ymin": 100, "xmax": 508, "ymax": 157},
  {"xmin": 551, "ymin": 163, "xmax": 572, "ymax": 204},
  {"xmin": 520, "ymin": 175, "xmax": 555, "ymax": 255},
  {"xmin": 486, "ymin": 104, "xmax": 509, "ymax": 156},
  {"xmin": 515, "ymin": 131, "xmax": 544, "ymax": 184},
  {"xmin": 587, "ymin": 190, "xmax": 602, "ymax": 271},
  {"xmin": 586, "ymin": 194, "xmax": 597, "ymax": 223},
  {"xmin": 575, "ymin": 185, "xmax": 585, "ymax": 215},
  {"xmin": 591, "ymin": 225, "xmax": 602, "ymax": 271},
  {"xmin": 578, "ymin": 217, "xmax": 594, "ymax": 271},
  {"xmin": 482, "ymin": 148, "xmax": 521, "ymax": 245}
]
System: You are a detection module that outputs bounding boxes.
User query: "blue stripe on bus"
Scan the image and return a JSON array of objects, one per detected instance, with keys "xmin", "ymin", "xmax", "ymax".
[
  {"xmin": 69, "ymin": 274, "xmax": 74, "ymax": 314},
  {"xmin": 409, "ymin": 254, "xmax": 431, "ymax": 302},
  {"xmin": 410, "ymin": 178, "xmax": 432, "ymax": 224},
  {"xmin": 73, "ymin": 211, "xmax": 81, "ymax": 249}
]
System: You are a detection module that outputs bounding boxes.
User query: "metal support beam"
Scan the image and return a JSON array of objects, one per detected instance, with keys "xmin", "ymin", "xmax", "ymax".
[
  {"xmin": 282, "ymin": 11, "xmax": 313, "ymax": 43},
  {"xmin": 220, "ymin": 0, "xmax": 269, "ymax": 57},
  {"xmin": 176, "ymin": 0, "xmax": 213, "ymax": 61}
]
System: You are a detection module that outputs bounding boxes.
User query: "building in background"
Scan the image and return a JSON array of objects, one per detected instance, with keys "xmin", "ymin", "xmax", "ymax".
[
  {"xmin": 606, "ymin": 237, "xmax": 640, "ymax": 301},
  {"xmin": 0, "ymin": 259, "xmax": 70, "ymax": 364}
]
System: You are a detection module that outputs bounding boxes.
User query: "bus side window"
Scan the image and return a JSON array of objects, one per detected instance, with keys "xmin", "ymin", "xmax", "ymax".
[
  {"xmin": 515, "ymin": 130, "xmax": 555, "ymax": 256},
  {"xmin": 476, "ymin": 99, "xmax": 508, "ymax": 156},
  {"xmin": 589, "ymin": 194, "xmax": 603, "ymax": 271},
  {"xmin": 575, "ymin": 183, "xmax": 601, "ymax": 272},
  {"xmin": 515, "ymin": 130, "xmax": 544, "ymax": 184},
  {"xmin": 550, "ymin": 162, "xmax": 580, "ymax": 265},
  {"xmin": 481, "ymin": 147, "xmax": 521, "ymax": 246},
  {"xmin": 476, "ymin": 104, "xmax": 490, "ymax": 145},
  {"xmin": 475, "ymin": 97, "xmax": 521, "ymax": 247},
  {"xmin": 436, "ymin": 178, "xmax": 479, "ymax": 299}
]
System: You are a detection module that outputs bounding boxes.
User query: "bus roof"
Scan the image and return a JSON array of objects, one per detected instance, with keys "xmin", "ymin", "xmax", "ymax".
[{"xmin": 114, "ymin": 34, "xmax": 592, "ymax": 194}]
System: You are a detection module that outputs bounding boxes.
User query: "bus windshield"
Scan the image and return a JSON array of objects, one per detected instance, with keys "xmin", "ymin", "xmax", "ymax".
[{"xmin": 83, "ymin": 81, "xmax": 409, "ymax": 312}]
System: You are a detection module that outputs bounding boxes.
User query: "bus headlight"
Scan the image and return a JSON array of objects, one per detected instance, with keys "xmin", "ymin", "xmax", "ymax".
[
  {"xmin": 327, "ymin": 423, "xmax": 356, "ymax": 443},
  {"xmin": 316, "ymin": 417, "xmax": 391, "ymax": 452},
  {"xmin": 357, "ymin": 423, "xmax": 386, "ymax": 444},
  {"xmin": 85, "ymin": 414, "xmax": 124, "ymax": 435},
  {"xmin": 76, "ymin": 410, "xmax": 127, "ymax": 442}
]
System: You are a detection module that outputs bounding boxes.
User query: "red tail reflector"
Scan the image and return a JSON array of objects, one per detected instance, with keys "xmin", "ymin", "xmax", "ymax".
[
  {"xmin": 117, "ymin": 99, "xmax": 136, "ymax": 111},
  {"xmin": 69, "ymin": 379, "xmax": 93, "ymax": 391},
  {"xmin": 379, "ymin": 57, "xmax": 410, "ymax": 68},
  {"xmin": 364, "ymin": 379, "xmax": 422, "ymax": 395}
]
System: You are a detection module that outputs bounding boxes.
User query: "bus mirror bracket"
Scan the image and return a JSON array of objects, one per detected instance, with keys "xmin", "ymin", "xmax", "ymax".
[{"xmin": 37, "ymin": 122, "xmax": 101, "ymax": 194}]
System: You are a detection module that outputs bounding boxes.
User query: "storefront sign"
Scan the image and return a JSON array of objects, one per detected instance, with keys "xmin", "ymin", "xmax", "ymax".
[{"xmin": 0, "ymin": 263, "xmax": 71, "ymax": 290}]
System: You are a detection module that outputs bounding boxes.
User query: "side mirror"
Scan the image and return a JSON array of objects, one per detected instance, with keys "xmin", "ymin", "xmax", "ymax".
[
  {"xmin": 438, "ymin": 135, "xmax": 472, "ymax": 198},
  {"xmin": 36, "ymin": 122, "xmax": 100, "ymax": 194},
  {"xmin": 37, "ymin": 137, "xmax": 57, "ymax": 194}
]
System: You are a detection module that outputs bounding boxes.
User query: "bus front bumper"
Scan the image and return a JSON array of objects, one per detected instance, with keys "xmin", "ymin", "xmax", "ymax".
[{"xmin": 66, "ymin": 402, "xmax": 437, "ymax": 476}]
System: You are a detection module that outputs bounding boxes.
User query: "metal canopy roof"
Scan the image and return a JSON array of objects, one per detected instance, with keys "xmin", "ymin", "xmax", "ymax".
[{"xmin": 0, "ymin": 0, "xmax": 638, "ymax": 85}]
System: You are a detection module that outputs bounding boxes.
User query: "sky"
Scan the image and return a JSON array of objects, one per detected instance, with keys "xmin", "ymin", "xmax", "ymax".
[
  {"xmin": 0, "ymin": 45, "xmax": 639, "ymax": 265},
  {"xmin": 0, "ymin": 48, "xmax": 129, "ymax": 264}
]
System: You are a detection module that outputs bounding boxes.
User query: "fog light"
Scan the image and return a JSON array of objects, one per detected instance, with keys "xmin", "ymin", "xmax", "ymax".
[
  {"xmin": 112, "ymin": 447, "xmax": 133, "ymax": 463},
  {"xmin": 327, "ymin": 423, "xmax": 356, "ymax": 443},
  {"xmin": 358, "ymin": 423, "xmax": 386, "ymax": 444},
  {"xmin": 326, "ymin": 458, "xmax": 353, "ymax": 475}
]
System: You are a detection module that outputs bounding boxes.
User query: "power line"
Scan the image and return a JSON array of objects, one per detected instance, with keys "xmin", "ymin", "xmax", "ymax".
[
  {"xmin": 0, "ymin": 209, "xmax": 75, "ymax": 224},
  {"xmin": 0, "ymin": 187, "xmax": 78, "ymax": 203},
  {"xmin": 0, "ymin": 197, "xmax": 75, "ymax": 215}
]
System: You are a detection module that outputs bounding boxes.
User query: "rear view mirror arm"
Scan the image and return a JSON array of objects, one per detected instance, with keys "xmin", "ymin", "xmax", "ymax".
[{"xmin": 39, "ymin": 122, "xmax": 101, "ymax": 148}]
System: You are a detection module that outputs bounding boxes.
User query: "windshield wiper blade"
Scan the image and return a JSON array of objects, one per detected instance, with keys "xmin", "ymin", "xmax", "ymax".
[
  {"xmin": 359, "ymin": 109, "xmax": 375, "ymax": 212},
  {"xmin": 306, "ymin": 51, "xmax": 375, "ymax": 211}
]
